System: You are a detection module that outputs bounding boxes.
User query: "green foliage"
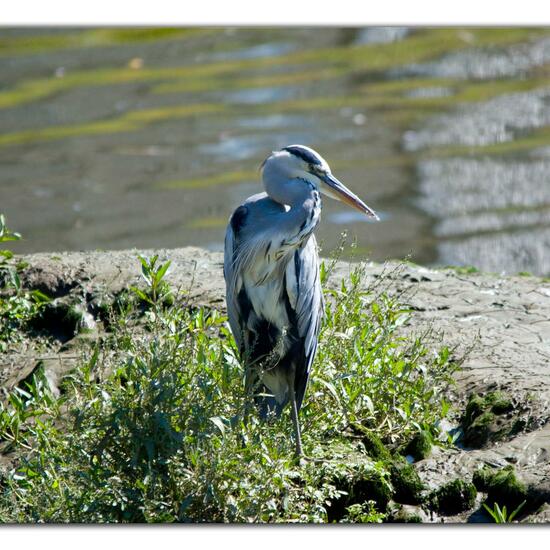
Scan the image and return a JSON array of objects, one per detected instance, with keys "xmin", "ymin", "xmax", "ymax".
[
  {"xmin": 311, "ymin": 263, "xmax": 456, "ymax": 446},
  {"xmin": 0, "ymin": 214, "xmax": 50, "ymax": 348},
  {"xmin": 0, "ymin": 260, "xmax": 456, "ymax": 523},
  {"xmin": 483, "ymin": 500, "xmax": 526, "ymax": 523},
  {"xmin": 0, "ymin": 213, "xmax": 21, "ymax": 289},
  {"xmin": 131, "ymin": 254, "xmax": 173, "ymax": 306},
  {"xmin": 0, "ymin": 289, "xmax": 50, "ymax": 348},
  {"xmin": 0, "ymin": 368, "xmax": 63, "ymax": 451},
  {"xmin": 0, "ymin": 305, "xmax": 336, "ymax": 522},
  {"xmin": 0, "ymin": 214, "xmax": 21, "ymax": 244},
  {"xmin": 340, "ymin": 501, "xmax": 385, "ymax": 524}
]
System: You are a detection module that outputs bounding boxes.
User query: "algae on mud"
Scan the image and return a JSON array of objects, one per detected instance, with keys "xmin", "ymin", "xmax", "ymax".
[
  {"xmin": 473, "ymin": 466, "xmax": 531, "ymax": 516},
  {"xmin": 429, "ymin": 479, "xmax": 477, "ymax": 516},
  {"xmin": 403, "ymin": 430, "xmax": 432, "ymax": 461},
  {"xmin": 460, "ymin": 390, "xmax": 537, "ymax": 449}
]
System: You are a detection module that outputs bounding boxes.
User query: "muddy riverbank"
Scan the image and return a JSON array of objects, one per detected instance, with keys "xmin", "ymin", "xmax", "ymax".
[{"xmin": 1, "ymin": 246, "xmax": 550, "ymax": 522}]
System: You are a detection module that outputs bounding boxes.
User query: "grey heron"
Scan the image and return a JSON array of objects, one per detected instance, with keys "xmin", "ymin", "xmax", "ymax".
[{"xmin": 224, "ymin": 144, "xmax": 378, "ymax": 457}]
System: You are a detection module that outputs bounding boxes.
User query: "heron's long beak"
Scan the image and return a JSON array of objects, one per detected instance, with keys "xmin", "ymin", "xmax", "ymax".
[{"xmin": 320, "ymin": 172, "xmax": 379, "ymax": 220}]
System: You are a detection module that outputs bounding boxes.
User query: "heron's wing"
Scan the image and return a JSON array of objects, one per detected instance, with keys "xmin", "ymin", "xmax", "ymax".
[
  {"xmin": 224, "ymin": 206, "xmax": 249, "ymax": 354},
  {"xmin": 224, "ymin": 197, "xmax": 291, "ymax": 358},
  {"xmin": 285, "ymin": 235, "xmax": 324, "ymax": 410}
]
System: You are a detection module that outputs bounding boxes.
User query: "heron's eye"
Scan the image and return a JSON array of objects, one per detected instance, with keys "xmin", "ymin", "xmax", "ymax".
[{"xmin": 309, "ymin": 164, "xmax": 325, "ymax": 176}]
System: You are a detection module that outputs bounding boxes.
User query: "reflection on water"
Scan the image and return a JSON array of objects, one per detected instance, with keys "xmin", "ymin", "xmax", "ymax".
[
  {"xmin": 355, "ymin": 27, "xmax": 410, "ymax": 45},
  {"xmin": 394, "ymin": 36, "xmax": 550, "ymax": 79},
  {"xmin": 403, "ymin": 88, "xmax": 550, "ymax": 150},
  {"xmin": 1, "ymin": 27, "xmax": 550, "ymax": 275},
  {"xmin": 205, "ymin": 42, "xmax": 296, "ymax": 62}
]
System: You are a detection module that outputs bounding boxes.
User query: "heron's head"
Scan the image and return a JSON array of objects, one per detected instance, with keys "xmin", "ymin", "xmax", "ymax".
[{"xmin": 261, "ymin": 144, "xmax": 379, "ymax": 219}]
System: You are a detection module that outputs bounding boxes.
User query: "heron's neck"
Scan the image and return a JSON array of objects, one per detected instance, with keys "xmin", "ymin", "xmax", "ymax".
[
  {"xmin": 263, "ymin": 168, "xmax": 314, "ymax": 206},
  {"xmin": 272, "ymin": 179, "xmax": 322, "ymax": 250}
]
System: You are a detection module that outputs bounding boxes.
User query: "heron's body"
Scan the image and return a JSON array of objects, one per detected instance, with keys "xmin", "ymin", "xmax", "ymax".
[
  {"xmin": 225, "ymin": 189, "xmax": 323, "ymax": 416},
  {"xmin": 224, "ymin": 145, "xmax": 378, "ymax": 456}
]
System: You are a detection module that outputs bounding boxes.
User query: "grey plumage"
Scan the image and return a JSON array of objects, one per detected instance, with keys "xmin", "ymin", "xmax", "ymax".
[{"xmin": 224, "ymin": 144, "xmax": 378, "ymax": 456}]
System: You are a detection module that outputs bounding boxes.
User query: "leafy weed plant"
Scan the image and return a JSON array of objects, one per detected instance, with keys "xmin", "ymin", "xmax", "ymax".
[
  {"xmin": 309, "ymin": 262, "xmax": 455, "ymax": 446},
  {"xmin": 0, "ymin": 255, "xmax": 457, "ymax": 522},
  {"xmin": 0, "ymin": 214, "xmax": 50, "ymax": 348}
]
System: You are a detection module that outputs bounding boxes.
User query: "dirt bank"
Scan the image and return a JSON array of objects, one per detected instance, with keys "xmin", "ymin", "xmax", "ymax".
[{"xmin": 2, "ymin": 247, "xmax": 550, "ymax": 522}]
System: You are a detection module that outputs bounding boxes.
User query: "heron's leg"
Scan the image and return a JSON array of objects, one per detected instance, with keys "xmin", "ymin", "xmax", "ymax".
[{"xmin": 288, "ymin": 386, "xmax": 303, "ymax": 458}]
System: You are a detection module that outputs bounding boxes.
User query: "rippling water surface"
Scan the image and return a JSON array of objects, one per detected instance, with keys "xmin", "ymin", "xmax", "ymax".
[{"xmin": 1, "ymin": 27, "xmax": 550, "ymax": 275}]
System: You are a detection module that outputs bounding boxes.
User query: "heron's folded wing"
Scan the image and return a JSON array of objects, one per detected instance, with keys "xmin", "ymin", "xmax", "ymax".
[
  {"xmin": 224, "ymin": 216, "xmax": 246, "ymax": 354},
  {"xmin": 285, "ymin": 236, "xmax": 324, "ymax": 410}
]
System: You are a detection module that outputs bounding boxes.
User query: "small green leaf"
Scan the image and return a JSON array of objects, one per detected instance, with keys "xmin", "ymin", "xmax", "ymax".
[
  {"xmin": 316, "ymin": 378, "xmax": 340, "ymax": 403},
  {"xmin": 156, "ymin": 260, "xmax": 171, "ymax": 281}
]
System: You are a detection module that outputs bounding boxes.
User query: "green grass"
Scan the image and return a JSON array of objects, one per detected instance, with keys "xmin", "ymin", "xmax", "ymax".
[
  {"xmin": 483, "ymin": 500, "xmax": 526, "ymax": 523},
  {"xmin": 0, "ymin": 252, "xmax": 457, "ymax": 523}
]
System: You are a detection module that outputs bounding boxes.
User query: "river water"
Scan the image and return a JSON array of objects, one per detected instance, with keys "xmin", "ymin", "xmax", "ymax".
[{"xmin": 1, "ymin": 27, "xmax": 550, "ymax": 275}]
